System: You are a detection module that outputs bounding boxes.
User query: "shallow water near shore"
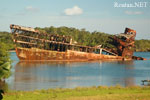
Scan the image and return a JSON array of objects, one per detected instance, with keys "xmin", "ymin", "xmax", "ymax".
[{"xmin": 4, "ymin": 52, "xmax": 150, "ymax": 91}]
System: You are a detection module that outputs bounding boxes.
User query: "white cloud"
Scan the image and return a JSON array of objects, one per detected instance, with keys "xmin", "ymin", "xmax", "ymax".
[
  {"xmin": 25, "ymin": 6, "xmax": 39, "ymax": 12},
  {"xmin": 64, "ymin": 6, "xmax": 83, "ymax": 16},
  {"xmin": 125, "ymin": 11, "xmax": 143, "ymax": 15}
]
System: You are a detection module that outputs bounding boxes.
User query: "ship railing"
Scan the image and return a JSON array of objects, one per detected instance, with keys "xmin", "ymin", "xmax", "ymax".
[
  {"xmin": 10, "ymin": 24, "xmax": 72, "ymax": 44},
  {"xmin": 13, "ymin": 34, "xmax": 103, "ymax": 54},
  {"xmin": 14, "ymin": 37, "xmax": 117, "ymax": 56}
]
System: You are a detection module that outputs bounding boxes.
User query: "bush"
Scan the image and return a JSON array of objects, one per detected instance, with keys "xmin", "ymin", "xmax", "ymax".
[{"xmin": 0, "ymin": 42, "xmax": 11, "ymax": 80}]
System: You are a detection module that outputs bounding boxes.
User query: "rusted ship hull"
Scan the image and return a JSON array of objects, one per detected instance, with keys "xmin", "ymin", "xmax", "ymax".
[
  {"xmin": 10, "ymin": 24, "xmax": 142, "ymax": 61},
  {"xmin": 16, "ymin": 47, "xmax": 124, "ymax": 61}
]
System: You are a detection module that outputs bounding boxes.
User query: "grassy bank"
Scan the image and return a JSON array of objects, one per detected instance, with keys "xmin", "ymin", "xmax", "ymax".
[{"xmin": 3, "ymin": 86, "xmax": 150, "ymax": 100}]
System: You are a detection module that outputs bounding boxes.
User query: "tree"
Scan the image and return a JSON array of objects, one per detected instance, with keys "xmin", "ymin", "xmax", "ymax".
[{"xmin": 0, "ymin": 42, "xmax": 11, "ymax": 80}]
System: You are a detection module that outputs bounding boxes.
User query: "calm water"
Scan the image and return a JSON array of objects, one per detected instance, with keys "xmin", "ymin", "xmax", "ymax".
[{"xmin": 5, "ymin": 52, "xmax": 150, "ymax": 91}]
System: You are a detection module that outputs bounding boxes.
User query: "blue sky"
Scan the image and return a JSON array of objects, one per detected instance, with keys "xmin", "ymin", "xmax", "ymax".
[{"xmin": 0, "ymin": 0, "xmax": 150, "ymax": 39}]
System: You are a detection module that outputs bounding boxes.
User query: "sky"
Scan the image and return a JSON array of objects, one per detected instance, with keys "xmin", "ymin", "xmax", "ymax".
[{"xmin": 0, "ymin": 0, "xmax": 150, "ymax": 39}]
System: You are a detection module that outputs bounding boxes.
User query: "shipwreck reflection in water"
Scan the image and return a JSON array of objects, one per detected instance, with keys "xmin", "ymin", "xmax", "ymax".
[
  {"xmin": 14, "ymin": 61, "xmax": 98, "ymax": 90},
  {"xmin": 10, "ymin": 60, "xmax": 136, "ymax": 90}
]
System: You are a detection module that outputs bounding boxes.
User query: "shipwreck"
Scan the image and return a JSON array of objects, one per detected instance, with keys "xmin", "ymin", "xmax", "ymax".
[{"xmin": 10, "ymin": 24, "xmax": 145, "ymax": 61}]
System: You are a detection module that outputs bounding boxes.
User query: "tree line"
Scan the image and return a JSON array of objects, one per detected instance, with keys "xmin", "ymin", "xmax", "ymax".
[
  {"xmin": 35, "ymin": 26, "xmax": 114, "ymax": 48},
  {"xmin": 0, "ymin": 32, "xmax": 14, "ymax": 50},
  {"xmin": 0, "ymin": 26, "xmax": 150, "ymax": 52}
]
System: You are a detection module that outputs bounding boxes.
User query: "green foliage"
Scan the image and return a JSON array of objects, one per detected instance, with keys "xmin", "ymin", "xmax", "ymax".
[
  {"xmin": 0, "ymin": 42, "xmax": 10, "ymax": 65},
  {"xmin": 135, "ymin": 40, "xmax": 150, "ymax": 52},
  {"xmin": 0, "ymin": 62, "xmax": 11, "ymax": 79},
  {"xmin": 0, "ymin": 42, "xmax": 11, "ymax": 80},
  {"xmin": 35, "ymin": 26, "xmax": 113, "ymax": 48},
  {"xmin": 0, "ymin": 32, "xmax": 14, "ymax": 50}
]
